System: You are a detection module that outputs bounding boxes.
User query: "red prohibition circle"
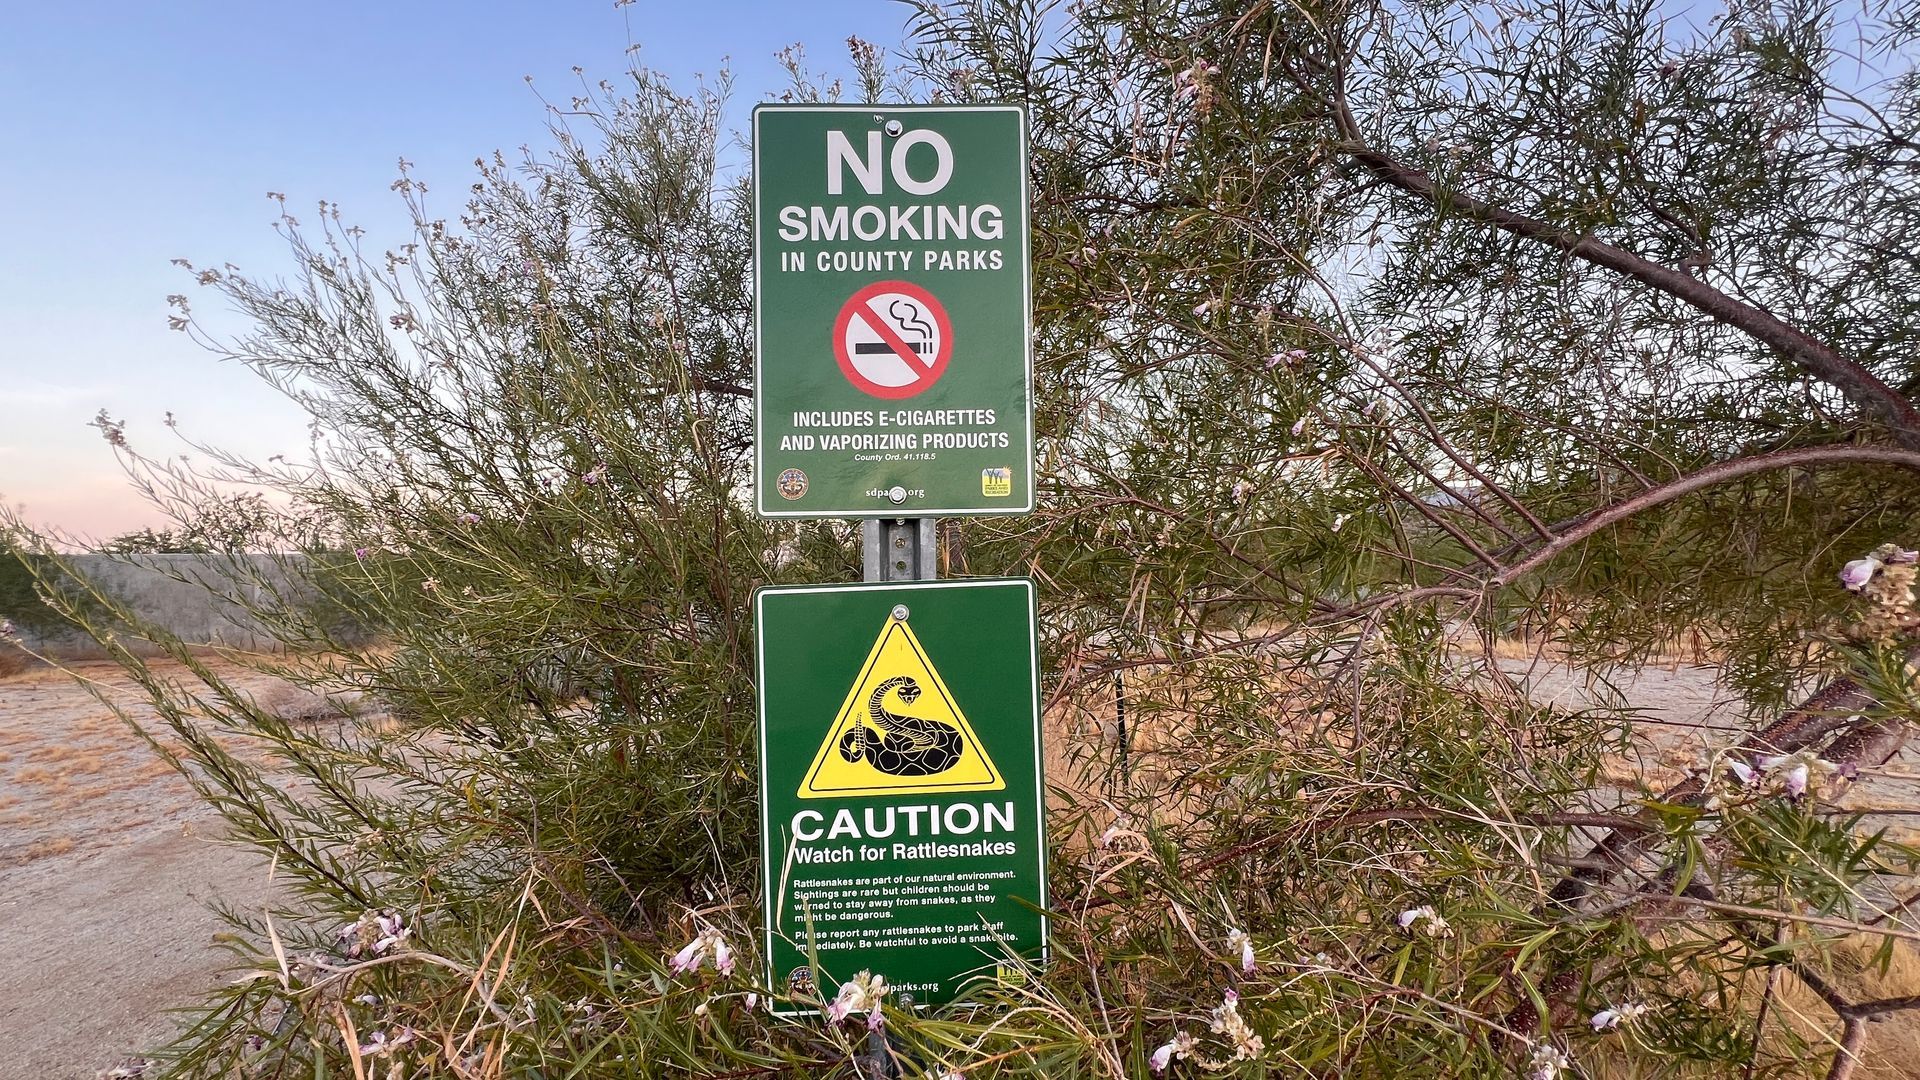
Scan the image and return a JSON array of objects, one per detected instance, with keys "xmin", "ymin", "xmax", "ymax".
[{"xmin": 831, "ymin": 280, "xmax": 954, "ymax": 400}]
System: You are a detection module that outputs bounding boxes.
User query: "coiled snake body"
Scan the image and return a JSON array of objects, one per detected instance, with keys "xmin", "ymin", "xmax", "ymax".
[{"xmin": 838, "ymin": 676, "xmax": 963, "ymax": 776}]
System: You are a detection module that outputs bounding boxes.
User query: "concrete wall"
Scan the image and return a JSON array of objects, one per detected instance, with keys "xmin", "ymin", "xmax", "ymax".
[{"xmin": 11, "ymin": 554, "xmax": 321, "ymax": 658}]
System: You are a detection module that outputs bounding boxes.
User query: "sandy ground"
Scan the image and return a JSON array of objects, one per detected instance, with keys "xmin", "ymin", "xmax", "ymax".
[
  {"xmin": 1509, "ymin": 656, "xmax": 1920, "ymax": 849},
  {"xmin": 0, "ymin": 660, "xmax": 284, "ymax": 1080},
  {"xmin": 4, "ymin": 653, "xmax": 1919, "ymax": 1076}
]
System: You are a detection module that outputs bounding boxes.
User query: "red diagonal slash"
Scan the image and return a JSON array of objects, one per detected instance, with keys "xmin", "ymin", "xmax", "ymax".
[{"xmin": 858, "ymin": 300, "xmax": 935, "ymax": 371}]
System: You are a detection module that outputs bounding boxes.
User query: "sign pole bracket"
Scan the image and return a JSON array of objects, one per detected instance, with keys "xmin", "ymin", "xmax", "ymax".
[{"xmin": 862, "ymin": 518, "xmax": 938, "ymax": 581}]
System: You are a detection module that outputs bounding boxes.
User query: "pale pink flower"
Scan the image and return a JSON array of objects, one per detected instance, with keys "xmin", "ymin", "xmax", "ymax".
[
  {"xmin": 1225, "ymin": 928, "xmax": 1255, "ymax": 973},
  {"xmin": 582, "ymin": 462, "xmax": 610, "ymax": 485},
  {"xmin": 1783, "ymin": 762, "xmax": 1810, "ymax": 798},
  {"xmin": 668, "ymin": 937, "xmax": 704, "ymax": 975},
  {"xmin": 1591, "ymin": 1002, "xmax": 1648, "ymax": 1031},
  {"xmin": 357, "ymin": 1026, "xmax": 416, "ymax": 1057},
  {"xmin": 1841, "ymin": 557, "xmax": 1881, "ymax": 591},
  {"xmin": 1397, "ymin": 905, "xmax": 1451, "ymax": 937},
  {"xmin": 371, "ymin": 912, "xmax": 410, "ymax": 954},
  {"xmin": 1289, "ymin": 417, "xmax": 1307, "ymax": 437},
  {"xmin": 1762, "ymin": 751, "xmax": 1837, "ymax": 799},
  {"xmin": 668, "ymin": 927, "xmax": 735, "ymax": 977},
  {"xmin": 1149, "ymin": 1040, "xmax": 1177, "ymax": 1073},
  {"xmin": 1528, "ymin": 1044, "xmax": 1570, "ymax": 1079},
  {"xmin": 1209, "ymin": 989, "xmax": 1263, "ymax": 1060},
  {"xmin": 826, "ymin": 970, "xmax": 888, "ymax": 1022}
]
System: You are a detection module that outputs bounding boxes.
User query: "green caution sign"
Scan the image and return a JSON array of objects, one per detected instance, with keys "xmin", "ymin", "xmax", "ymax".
[
  {"xmin": 753, "ymin": 104, "xmax": 1033, "ymax": 517},
  {"xmin": 756, "ymin": 579, "xmax": 1047, "ymax": 1012}
]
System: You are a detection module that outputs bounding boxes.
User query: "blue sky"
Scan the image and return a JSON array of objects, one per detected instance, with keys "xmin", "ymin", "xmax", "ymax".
[{"xmin": 0, "ymin": 1, "xmax": 912, "ymax": 539}]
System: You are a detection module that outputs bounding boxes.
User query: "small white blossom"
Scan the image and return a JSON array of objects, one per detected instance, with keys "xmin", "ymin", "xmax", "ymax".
[
  {"xmin": 1396, "ymin": 905, "xmax": 1452, "ymax": 937},
  {"xmin": 668, "ymin": 927, "xmax": 736, "ymax": 977},
  {"xmin": 371, "ymin": 911, "xmax": 411, "ymax": 954},
  {"xmin": 357, "ymin": 1026, "xmax": 416, "ymax": 1057},
  {"xmin": 1224, "ymin": 928, "xmax": 1255, "ymax": 973},
  {"xmin": 1841, "ymin": 556, "xmax": 1882, "ymax": 591},
  {"xmin": 826, "ymin": 970, "xmax": 888, "ymax": 1022},
  {"xmin": 1149, "ymin": 1031, "xmax": 1197, "ymax": 1073},
  {"xmin": 1209, "ymin": 988, "xmax": 1264, "ymax": 1061},
  {"xmin": 1591, "ymin": 1001, "xmax": 1649, "ymax": 1031},
  {"xmin": 1290, "ymin": 417, "xmax": 1307, "ymax": 437},
  {"xmin": 1761, "ymin": 751, "xmax": 1839, "ymax": 800},
  {"xmin": 1782, "ymin": 762, "xmax": 1809, "ymax": 797},
  {"xmin": 1173, "ymin": 59, "xmax": 1221, "ymax": 101},
  {"xmin": 1528, "ymin": 1044, "xmax": 1570, "ymax": 1079}
]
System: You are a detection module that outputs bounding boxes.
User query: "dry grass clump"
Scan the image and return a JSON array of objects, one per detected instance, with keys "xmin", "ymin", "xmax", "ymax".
[
  {"xmin": 1584, "ymin": 937, "xmax": 1920, "ymax": 1079},
  {"xmin": 0, "ymin": 645, "xmax": 37, "ymax": 680},
  {"xmin": 22, "ymin": 836, "xmax": 76, "ymax": 861}
]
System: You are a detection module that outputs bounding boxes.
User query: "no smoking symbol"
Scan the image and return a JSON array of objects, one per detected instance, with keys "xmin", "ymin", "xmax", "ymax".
[{"xmin": 833, "ymin": 280, "xmax": 953, "ymax": 400}]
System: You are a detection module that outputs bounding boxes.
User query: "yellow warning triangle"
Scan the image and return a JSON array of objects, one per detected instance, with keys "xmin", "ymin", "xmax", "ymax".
[{"xmin": 798, "ymin": 615, "xmax": 1005, "ymax": 799}]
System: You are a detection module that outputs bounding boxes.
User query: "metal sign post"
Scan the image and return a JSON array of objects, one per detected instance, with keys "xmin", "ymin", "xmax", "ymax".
[{"xmin": 862, "ymin": 518, "xmax": 937, "ymax": 582}]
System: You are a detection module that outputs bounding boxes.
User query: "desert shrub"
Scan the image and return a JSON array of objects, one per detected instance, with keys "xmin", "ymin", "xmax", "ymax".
[{"xmin": 13, "ymin": 1, "xmax": 1920, "ymax": 1077}]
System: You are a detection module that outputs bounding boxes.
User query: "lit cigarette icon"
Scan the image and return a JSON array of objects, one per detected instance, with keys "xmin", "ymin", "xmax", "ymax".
[{"xmin": 855, "ymin": 341, "xmax": 930, "ymax": 354}]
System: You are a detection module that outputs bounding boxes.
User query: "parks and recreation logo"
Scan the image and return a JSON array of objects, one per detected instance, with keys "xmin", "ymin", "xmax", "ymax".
[{"xmin": 777, "ymin": 468, "xmax": 809, "ymax": 500}]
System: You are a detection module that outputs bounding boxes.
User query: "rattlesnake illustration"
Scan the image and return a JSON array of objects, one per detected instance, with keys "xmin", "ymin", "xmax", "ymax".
[{"xmin": 838, "ymin": 676, "xmax": 963, "ymax": 776}]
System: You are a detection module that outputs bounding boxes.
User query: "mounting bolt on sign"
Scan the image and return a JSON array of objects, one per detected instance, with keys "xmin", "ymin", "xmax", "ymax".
[{"xmin": 753, "ymin": 104, "xmax": 1033, "ymax": 517}]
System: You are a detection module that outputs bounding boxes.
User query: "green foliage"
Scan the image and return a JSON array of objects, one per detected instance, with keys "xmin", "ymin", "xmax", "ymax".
[
  {"xmin": 0, "ymin": 538, "xmax": 88, "ymax": 638},
  {"xmin": 14, "ymin": 1, "xmax": 1920, "ymax": 1076}
]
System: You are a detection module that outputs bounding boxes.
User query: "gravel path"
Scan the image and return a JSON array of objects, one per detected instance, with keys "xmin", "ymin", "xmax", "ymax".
[{"xmin": 0, "ymin": 660, "xmax": 278, "ymax": 1080}]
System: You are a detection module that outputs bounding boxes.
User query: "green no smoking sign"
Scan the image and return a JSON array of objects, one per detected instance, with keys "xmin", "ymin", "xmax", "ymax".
[{"xmin": 754, "ymin": 104, "xmax": 1033, "ymax": 517}]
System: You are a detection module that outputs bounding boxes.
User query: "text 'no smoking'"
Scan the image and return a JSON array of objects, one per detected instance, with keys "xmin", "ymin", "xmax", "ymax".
[{"xmin": 833, "ymin": 280, "xmax": 953, "ymax": 400}]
